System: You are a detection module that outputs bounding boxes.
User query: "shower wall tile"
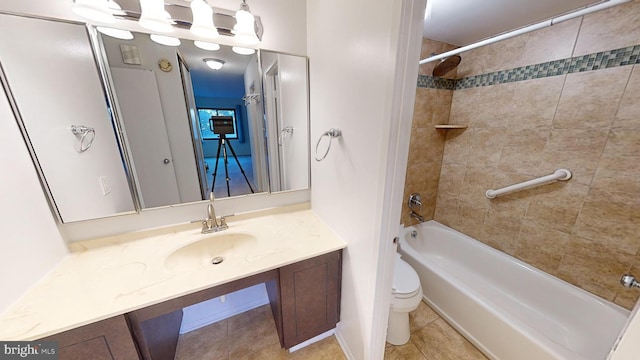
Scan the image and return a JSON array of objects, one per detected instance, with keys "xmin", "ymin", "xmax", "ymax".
[
  {"xmin": 479, "ymin": 210, "xmax": 523, "ymax": 256},
  {"xmin": 455, "ymin": 35, "xmax": 527, "ymax": 78},
  {"xmin": 592, "ymin": 156, "xmax": 640, "ymax": 196},
  {"xmin": 402, "ymin": 40, "xmax": 455, "ymax": 226},
  {"xmin": 510, "ymin": 77, "xmax": 564, "ymax": 129},
  {"xmin": 426, "ymin": 1, "xmax": 640, "ymax": 309},
  {"xmin": 524, "ymin": 182, "xmax": 589, "ymax": 233},
  {"xmin": 557, "ymin": 236, "xmax": 635, "ymax": 302},
  {"xmin": 518, "ymin": 18, "xmax": 581, "ymax": 68},
  {"xmin": 574, "ymin": 188, "xmax": 640, "ymax": 255},
  {"xmin": 452, "ymin": 201, "xmax": 487, "ymax": 241},
  {"xmin": 553, "ymin": 67, "xmax": 632, "ymax": 129},
  {"xmin": 613, "ymin": 66, "xmax": 640, "ymax": 130},
  {"xmin": 514, "ymin": 221, "xmax": 570, "ymax": 276},
  {"xmin": 433, "ymin": 192, "xmax": 459, "ymax": 227},
  {"xmin": 573, "ymin": 0, "xmax": 640, "ymax": 57}
]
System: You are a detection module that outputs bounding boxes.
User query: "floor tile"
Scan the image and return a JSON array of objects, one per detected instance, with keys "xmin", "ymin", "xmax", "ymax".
[
  {"xmin": 384, "ymin": 341, "xmax": 426, "ymax": 360},
  {"xmin": 174, "ymin": 319, "xmax": 229, "ymax": 360},
  {"xmin": 411, "ymin": 318, "xmax": 488, "ymax": 360}
]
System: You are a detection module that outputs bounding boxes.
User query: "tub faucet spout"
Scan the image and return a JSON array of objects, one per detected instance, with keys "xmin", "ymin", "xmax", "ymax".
[{"xmin": 410, "ymin": 210, "xmax": 424, "ymax": 222}]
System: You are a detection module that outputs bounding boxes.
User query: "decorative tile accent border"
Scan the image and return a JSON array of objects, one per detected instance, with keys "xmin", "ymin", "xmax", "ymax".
[
  {"xmin": 417, "ymin": 75, "xmax": 456, "ymax": 90},
  {"xmin": 417, "ymin": 44, "xmax": 640, "ymax": 90}
]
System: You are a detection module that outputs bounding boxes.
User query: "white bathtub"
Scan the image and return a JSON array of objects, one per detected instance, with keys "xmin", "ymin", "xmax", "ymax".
[{"xmin": 399, "ymin": 220, "xmax": 630, "ymax": 360}]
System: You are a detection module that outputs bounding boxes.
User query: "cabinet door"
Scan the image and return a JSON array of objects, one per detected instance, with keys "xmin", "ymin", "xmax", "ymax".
[
  {"xmin": 42, "ymin": 315, "xmax": 139, "ymax": 360},
  {"xmin": 279, "ymin": 250, "xmax": 342, "ymax": 348}
]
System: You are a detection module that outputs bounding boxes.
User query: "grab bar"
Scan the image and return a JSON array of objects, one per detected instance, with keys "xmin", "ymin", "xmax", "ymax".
[{"xmin": 485, "ymin": 169, "xmax": 572, "ymax": 199}]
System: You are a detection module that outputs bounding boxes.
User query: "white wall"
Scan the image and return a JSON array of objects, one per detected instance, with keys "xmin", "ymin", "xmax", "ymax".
[
  {"xmin": 0, "ymin": 14, "xmax": 136, "ymax": 222},
  {"xmin": 307, "ymin": 0, "xmax": 423, "ymax": 358},
  {"xmin": 0, "ymin": 83, "xmax": 69, "ymax": 312}
]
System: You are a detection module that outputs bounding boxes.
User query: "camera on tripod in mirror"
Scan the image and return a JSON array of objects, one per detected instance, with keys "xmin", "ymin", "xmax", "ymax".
[{"xmin": 209, "ymin": 116, "xmax": 234, "ymax": 136}]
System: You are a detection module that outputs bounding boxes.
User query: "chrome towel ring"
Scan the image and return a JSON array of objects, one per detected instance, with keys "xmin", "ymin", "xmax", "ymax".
[
  {"xmin": 314, "ymin": 128, "xmax": 341, "ymax": 162},
  {"xmin": 70, "ymin": 125, "xmax": 96, "ymax": 153}
]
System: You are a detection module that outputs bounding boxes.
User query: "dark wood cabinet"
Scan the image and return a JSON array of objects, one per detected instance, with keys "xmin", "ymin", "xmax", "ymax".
[
  {"xmin": 42, "ymin": 315, "xmax": 140, "ymax": 360},
  {"xmin": 279, "ymin": 250, "xmax": 342, "ymax": 348},
  {"xmin": 40, "ymin": 250, "xmax": 342, "ymax": 358}
]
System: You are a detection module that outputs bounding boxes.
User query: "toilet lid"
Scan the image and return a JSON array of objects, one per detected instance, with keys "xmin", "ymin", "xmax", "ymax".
[{"xmin": 393, "ymin": 257, "xmax": 420, "ymax": 294}]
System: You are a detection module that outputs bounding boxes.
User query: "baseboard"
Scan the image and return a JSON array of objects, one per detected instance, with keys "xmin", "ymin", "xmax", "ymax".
[
  {"xmin": 179, "ymin": 296, "xmax": 269, "ymax": 334},
  {"xmin": 334, "ymin": 323, "xmax": 356, "ymax": 360},
  {"xmin": 288, "ymin": 328, "xmax": 335, "ymax": 352}
]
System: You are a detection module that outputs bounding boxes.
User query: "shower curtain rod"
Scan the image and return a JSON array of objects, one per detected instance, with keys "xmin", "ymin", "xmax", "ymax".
[{"xmin": 419, "ymin": 0, "xmax": 632, "ymax": 64}]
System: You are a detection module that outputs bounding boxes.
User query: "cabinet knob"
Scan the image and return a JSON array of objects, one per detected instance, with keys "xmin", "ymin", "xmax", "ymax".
[{"xmin": 163, "ymin": 158, "xmax": 170, "ymax": 164}]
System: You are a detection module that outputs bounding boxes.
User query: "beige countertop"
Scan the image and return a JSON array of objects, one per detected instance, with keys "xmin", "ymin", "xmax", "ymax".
[{"xmin": 0, "ymin": 203, "xmax": 346, "ymax": 341}]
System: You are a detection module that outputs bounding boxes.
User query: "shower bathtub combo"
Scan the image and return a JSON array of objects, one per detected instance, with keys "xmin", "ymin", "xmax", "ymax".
[{"xmin": 399, "ymin": 220, "xmax": 630, "ymax": 360}]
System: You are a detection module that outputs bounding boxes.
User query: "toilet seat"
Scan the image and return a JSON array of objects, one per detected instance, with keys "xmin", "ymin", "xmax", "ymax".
[{"xmin": 392, "ymin": 256, "xmax": 421, "ymax": 295}]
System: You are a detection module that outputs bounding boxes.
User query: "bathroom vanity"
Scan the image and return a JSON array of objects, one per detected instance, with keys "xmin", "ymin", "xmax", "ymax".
[{"xmin": 0, "ymin": 204, "xmax": 345, "ymax": 359}]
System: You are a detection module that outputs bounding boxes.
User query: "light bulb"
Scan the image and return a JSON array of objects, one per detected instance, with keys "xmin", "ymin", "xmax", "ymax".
[
  {"xmin": 96, "ymin": 26, "xmax": 134, "ymax": 40},
  {"xmin": 139, "ymin": 0, "xmax": 174, "ymax": 33},
  {"xmin": 190, "ymin": 0, "xmax": 219, "ymax": 39},
  {"xmin": 194, "ymin": 41, "xmax": 221, "ymax": 51},
  {"xmin": 232, "ymin": 46, "xmax": 255, "ymax": 55},
  {"xmin": 150, "ymin": 34, "xmax": 181, "ymax": 46},
  {"xmin": 232, "ymin": 1, "xmax": 260, "ymax": 45},
  {"xmin": 203, "ymin": 59, "xmax": 225, "ymax": 70}
]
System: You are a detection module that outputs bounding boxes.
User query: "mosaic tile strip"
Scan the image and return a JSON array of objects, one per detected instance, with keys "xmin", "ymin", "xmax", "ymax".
[
  {"xmin": 417, "ymin": 75, "xmax": 456, "ymax": 90},
  {"xmin": 417, "ymin": 44, "xmax": 640, "ymax": 90}
]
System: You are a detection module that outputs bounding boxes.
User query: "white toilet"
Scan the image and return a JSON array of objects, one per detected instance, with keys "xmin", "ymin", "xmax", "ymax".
[{"xmin": 386, "ymin": 253, "xmax": 423, "ymax": 345}]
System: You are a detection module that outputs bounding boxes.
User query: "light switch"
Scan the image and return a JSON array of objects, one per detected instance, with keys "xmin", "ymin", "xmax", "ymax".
[{"xmin": 99, "ymin": 176, "xmax": 111, "ymax": 196}]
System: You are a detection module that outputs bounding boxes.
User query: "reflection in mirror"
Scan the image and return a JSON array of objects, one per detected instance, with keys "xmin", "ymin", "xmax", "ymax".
[
  {"xmin": 0, "ymin": 14, "xmax": 137, "ymax": 223},
  {"xmin": 260, "ymin": 51, "xmax": 310, "ymax": 192},
  {"xmin": 97, "ymin": 30, "xmax": 276, "ymax": 208}
]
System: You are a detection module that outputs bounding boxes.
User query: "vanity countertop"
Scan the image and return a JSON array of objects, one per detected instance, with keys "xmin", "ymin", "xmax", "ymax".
[{"xmin": 0, "ymin": 203, "xmax": 346, "ymax": 341}]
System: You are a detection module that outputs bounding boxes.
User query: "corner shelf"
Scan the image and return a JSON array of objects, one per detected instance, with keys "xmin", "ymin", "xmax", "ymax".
[{"xmin": 434, "ymin": 124, "xmax": 468, "ymax": 129}]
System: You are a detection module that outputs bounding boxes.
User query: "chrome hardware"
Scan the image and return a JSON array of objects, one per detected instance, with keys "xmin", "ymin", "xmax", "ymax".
[
  {"xmin": 201, "ymin": 193, "xmax": 228, "ymax": 234},
  {"xmin": 620, "ymin": 274, "xmax": 640, "ymax": 288},
  {"xmin": 410, "ymin": 230, "xmax": 418, "ymax": 238},
  {"xmin": 408, "ymin": 193, "xmax": 423, "ymax": 211},
  {"xmin": 211, "ymin": 256, "xmax": 224, "ymax": 265},
  {"xmin": 70, "ymin": 125, "xmax": 96, "ymax": 153},
  {"xmin": 314, "ymin": 128, "xmax": 342, "ymax": 162},
  {"xmin": 163, "ymin": 158, "xmax": 170, "ymax": 164},
  {"xmin": 408, "ymin": 193, "xmax": 425, "ymax": 222}
]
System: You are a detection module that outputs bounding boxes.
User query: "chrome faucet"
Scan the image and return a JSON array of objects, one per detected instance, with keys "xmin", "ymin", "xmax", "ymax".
[
  {"xmin": 408, "ymin": 193, "xmax": 425, "ymax": 222},
  {"xmin": 201, "ymin": 193, "xmax": 228, "ymax": 234}
]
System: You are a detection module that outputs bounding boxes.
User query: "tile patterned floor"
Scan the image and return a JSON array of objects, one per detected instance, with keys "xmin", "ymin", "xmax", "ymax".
[
  {"xmin": 384, "ymin": 301, "xmax": 489, "ymax": 360},
  {"xmin": 174, "ymin": 301, "xmax": 487, "ymax": 360},
  {"xmin": 174, "ymin": 305, "xmax": 346, "ymax": 360}
]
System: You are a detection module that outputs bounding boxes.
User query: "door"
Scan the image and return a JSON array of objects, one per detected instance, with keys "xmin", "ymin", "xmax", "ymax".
[
  {"xmin": 110, "ymin": 67, "xmax": 181, "ymax": 208},
  {"xmin": 178, "ymin": 55, "xmax": 208, "ymax": 199}
]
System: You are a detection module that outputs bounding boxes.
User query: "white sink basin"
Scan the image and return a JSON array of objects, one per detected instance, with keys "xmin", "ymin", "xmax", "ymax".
[{"xmin": 165, "ymin": 233, "xmax": 257, "ymax": 271}]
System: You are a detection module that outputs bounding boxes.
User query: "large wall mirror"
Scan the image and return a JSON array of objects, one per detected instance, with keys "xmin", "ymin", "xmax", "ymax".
[{"xmin": 0, "ymin": 13, "xmax": 310, "ymax": 223}]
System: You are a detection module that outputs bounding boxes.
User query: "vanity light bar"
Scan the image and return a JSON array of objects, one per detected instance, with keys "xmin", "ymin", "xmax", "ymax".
[{"xmin": 75, "ymin": 2, "xmax": 263, "ymax": 42}]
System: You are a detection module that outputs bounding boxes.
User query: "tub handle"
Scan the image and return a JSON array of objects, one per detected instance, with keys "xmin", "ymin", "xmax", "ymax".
[{"xmin": 621, "ymin": 274, "xmax": 640, "ymax": 288}]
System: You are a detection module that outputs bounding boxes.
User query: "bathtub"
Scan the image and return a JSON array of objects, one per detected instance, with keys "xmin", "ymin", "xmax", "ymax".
[{"xmin": 399, "ymin": 221, "xmax": 630, "ymax": 360}]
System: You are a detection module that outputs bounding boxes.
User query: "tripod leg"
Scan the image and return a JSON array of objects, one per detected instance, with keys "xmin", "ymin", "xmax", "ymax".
[
  {"xmin": 221, "ymin": 139, "xmax": 231, "ymax": 197},
  {"xmin": 211, "ymin": 139, "xmax": 223, "ymax": 193},
  {"xmin": 225, "ymin": 140, "xmax": 255, "ymax": 193}
]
